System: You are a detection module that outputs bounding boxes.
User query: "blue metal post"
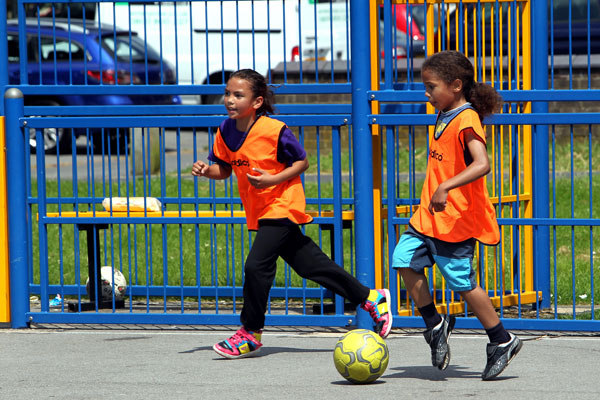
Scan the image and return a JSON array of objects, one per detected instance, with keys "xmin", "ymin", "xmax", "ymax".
[
  {"xmin": 332, "ymin": 125, "xmax": 345, "ymax": 316},
  {"xmin": 350, "ymin": 0, "xmax": 375, "ymax": 329},
  {"xmin": 0, "ymin": 0, "xmax": 8, "ymax": 115},
  {"xmin": 5, "ymin": 88, "xmax": 30, "ymax": 328},
  {"xmin": 531, "ymin": 0, "xmax": 551, "ymax": 308}
]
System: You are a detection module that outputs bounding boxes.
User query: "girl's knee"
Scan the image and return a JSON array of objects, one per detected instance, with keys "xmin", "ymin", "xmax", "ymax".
[
  {"xmin": 244, "ymin": 258, "xmax": 261, "ymax": 276},
  {"xmin": 457, "ymin": 285, "xmax": 483, "ymax": 299}
]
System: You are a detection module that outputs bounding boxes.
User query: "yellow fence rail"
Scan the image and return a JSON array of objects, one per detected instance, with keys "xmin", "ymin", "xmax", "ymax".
[{"xmin": 0, "ymin": 117, "xmax": 10, "ymax": 323}]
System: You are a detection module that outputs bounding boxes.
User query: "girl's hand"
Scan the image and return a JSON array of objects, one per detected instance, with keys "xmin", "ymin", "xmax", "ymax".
[
  {"xmin": 428, "ymin": 184, "xmax": 449, "ymax": 214},
  {"xmin": 191, "ymin": 160, "xmax": 209, "ymax": 177},
  {"xmin": 247, "ymin": 168, "xmax": 277, "ymax": 189}
]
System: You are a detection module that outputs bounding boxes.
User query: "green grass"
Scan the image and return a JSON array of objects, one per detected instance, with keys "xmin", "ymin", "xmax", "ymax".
[
  {"xmin": 546, "ymin": 174, "xmax": 600, "ymax": 306},
  {"xmin": 35, "ymin": 173, "xmax": 600, "ymax": 308}
]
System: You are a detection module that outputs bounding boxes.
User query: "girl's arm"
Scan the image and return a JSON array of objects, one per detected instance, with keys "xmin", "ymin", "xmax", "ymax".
[
  {"xmin": 191, "ymin": 160, "xmax": 232, "ymax": 180},
  {"xmin": 246, "ymin": 158, "xmax": 309, "ymax": 189},
  {"xmin": 429, "ymin": 129, "xmax": 491, "ymax": 214}
]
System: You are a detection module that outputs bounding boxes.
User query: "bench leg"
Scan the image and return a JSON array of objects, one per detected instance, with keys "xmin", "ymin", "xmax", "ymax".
[
  {"xmin": 86, "ymin": 223, "xmax": 104, "ymax": 303},
  {"xmin": 68, "ymin": 223, "xmax": 124, "ymax": 311}
]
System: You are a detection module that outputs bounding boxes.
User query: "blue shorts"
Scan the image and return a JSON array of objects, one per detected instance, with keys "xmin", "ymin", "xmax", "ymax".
[{"xmin": 391, "ymin": 225, "xmax": 477, "ymax": 292}]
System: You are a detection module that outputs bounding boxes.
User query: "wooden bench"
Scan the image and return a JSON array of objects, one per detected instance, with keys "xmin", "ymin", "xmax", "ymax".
[{"xmin": 42, "ymin": 209, "xmax": 355, "ymax": 311}]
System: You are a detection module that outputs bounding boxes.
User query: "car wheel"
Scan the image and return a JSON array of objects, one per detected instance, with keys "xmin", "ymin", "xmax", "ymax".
[
  {"xmin": 201, "ymin": 72, "xmax": 230, "ymax": 105},
  {"xmin": 92, "ymin": 128, "xmax": 131, "ymax": 154},
  {"xmin": 201, "ymin": 93, "xmax": 225, "ymax": 105},
  {"xmin": 28, "ymin": 100, "xmax": 71, "ymax": 153}
]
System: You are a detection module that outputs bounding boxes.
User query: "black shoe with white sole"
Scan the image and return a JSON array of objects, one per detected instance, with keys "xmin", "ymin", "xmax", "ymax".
[{"xmin": 482, "ymin": 333, "xmax": 522, "ymax": 380}]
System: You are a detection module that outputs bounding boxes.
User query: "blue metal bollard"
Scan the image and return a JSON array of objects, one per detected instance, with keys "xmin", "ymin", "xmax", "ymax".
[
  {"xmin": 5, "ymin": 88, "xmax": 30, "ymax": 328},
  {"xmin": 350, "ymin": 0, "xmax": 376, "ymax": 330},
  {"xmin": 531, "ymin": 0, "xmax": 551, "ymax": 309}
]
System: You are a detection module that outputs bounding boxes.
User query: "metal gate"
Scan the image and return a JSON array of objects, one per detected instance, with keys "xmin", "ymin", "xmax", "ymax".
[
  {"xmin": 2, "ymin": 0, "xmax": 600, "ymax": 331},
  {"xmin": 370, "ymin": 0, "xmax": 600, "ymax": 331}
]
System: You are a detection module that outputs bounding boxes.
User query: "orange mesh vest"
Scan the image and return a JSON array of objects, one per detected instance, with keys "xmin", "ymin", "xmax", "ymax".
[
  {"xmin": 212, "ymin": 116, "xmax": 313, "ymax": 231},
  {"xmin": 410, "ymin": 108, "xmax": 500, "ymax": 245}
]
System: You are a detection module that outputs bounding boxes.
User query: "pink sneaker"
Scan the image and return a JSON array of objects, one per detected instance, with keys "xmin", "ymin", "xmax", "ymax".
[
  {"xmin": 361, "ymin": 289, "xmax": 393, "ymax": 339},
  {"xmin": 213, "ymin": 327, "xmax": 263, "ymax": 359}
]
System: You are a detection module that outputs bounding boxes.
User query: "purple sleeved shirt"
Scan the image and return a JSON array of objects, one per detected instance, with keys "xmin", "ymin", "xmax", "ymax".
[{"xmin": 208, "ymin": 117, "xmax": 306, "ymax": 167}]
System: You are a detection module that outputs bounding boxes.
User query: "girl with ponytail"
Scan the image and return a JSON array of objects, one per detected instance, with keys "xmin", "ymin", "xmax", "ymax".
[{"xmin": 391, "ymin": 51, "xmax": 522, "ymax": 380}]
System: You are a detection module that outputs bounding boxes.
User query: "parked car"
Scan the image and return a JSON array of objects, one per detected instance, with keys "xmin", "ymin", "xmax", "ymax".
[
  {"xmin": 435, "ymin": 0, "xmax": 600, "ymax": 55},
  {"xmin": 7, "ymin": 18, "xmax": 182, "ymax": 153},
  {"xmin": 378, "ymin": 5, "xmax": 426, "ymax": 60},
  {"xmin": 550, "ymin": 0, "xmax": 600, "ymax": 54},
  {"xmin": 290, "ymin": 1, "xmax": 425, "ymax": 63}
]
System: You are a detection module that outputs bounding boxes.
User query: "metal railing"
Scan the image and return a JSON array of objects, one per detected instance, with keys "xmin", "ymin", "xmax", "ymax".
[{"xmin": 2, "ymin": 0, "xmax": 600, "ymax": 331}]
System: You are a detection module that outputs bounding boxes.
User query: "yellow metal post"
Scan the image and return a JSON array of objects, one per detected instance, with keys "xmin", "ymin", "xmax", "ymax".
[
  {"xmin": 370, "ymin": 0, "xmax": 384, "ymax": 288},
  {"xmin": 521, "ymin": 0, "xmax": 534, "ymax": 292},
  {"xmin": 0, "ymin": 117, "xmax": 10, "ymax": 323}
]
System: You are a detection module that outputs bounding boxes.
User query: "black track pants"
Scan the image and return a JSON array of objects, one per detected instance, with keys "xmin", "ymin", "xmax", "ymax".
[{"xmin": 240, "ymin": 223, "xmax": 370, "ymax": 331}]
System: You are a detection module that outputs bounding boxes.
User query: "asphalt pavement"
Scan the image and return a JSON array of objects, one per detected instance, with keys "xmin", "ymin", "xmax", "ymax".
[
  {"xmin": 16, "ymin": 128, "xmax": 600, "ymax": 399},
  {"xmin": 1, "ymin": 326, "xmax": 599, "ymax": 399}
]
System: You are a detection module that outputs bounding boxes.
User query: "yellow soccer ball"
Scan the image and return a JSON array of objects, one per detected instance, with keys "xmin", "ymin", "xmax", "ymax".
[{"xmin": 333, "ymin": 329, "xmax": 389, "ymax": 384}]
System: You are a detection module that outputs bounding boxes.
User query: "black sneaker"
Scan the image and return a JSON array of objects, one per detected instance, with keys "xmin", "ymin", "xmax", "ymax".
[
  {"xmin": 423, "ymin": 314, "xmax": 456, "ymax": 370},
  {"xmin": 482, "ymin": 333, "xmax": 522, "ymax": 380}
]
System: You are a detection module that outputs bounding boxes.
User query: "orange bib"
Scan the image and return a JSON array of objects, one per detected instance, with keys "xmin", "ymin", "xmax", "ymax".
[
  {"xmin": 410, "ymin": 108, "xmax": 500, "ymax": 245},
  {"xmin": 212, "ymin": 116, "xmax": 313, "ymax": 231}
]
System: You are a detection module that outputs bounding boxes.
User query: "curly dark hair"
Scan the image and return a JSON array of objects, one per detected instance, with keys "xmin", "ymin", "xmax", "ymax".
[
  {"xmin": 422, "ymin": 51, "xmax": 503, "ymax": 121},
  {"xmin": 229, "ymin": 69, "xmax": 275, "ymax": 115}
]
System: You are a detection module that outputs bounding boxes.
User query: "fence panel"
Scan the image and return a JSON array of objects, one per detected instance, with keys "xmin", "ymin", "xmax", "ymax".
[
  {"xmin": 20, "ymin": 110, "xmax": 357, "ymax": 326},
  {"xmin": 4, "ymin": 0, "xmax": 360, "ymax": 327},
  {"xmin": 4, "ymin": 0, "xmax": 600, "ymax": 331},
  {"xmin": 373, "ymin": 0, "xmax": 600, "ymax": 331}
]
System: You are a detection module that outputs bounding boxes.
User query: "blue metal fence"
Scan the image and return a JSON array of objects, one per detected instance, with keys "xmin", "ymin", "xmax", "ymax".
[
  {"xmin": 372, "ymin": 0, "xmax": 600, "ymax": 332},
  {"xmin": 2, "ymin": 0, "xmax": 600, "ymax": 331},
  {"xmin": 8, "ymin": 102, "xmax": 357, "ymax": 327}
]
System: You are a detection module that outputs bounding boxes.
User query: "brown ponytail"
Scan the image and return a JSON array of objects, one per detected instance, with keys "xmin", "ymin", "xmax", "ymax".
[{"xmin": 422, "ymin": 50, "xmax": 503, "ymax": 121}]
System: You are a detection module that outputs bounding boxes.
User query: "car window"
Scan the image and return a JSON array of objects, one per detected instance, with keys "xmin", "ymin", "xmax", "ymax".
[
  {"xmin": 7, "ymin": 35, "xmax": 21, "ymax": 63},
  {"xmin": 102, "ymin": 34, "xmax": 161, "ymax": 63},
  {"xmin": 37, "ymin": 36, "xmax": 87, "ymax": 62},
  {"xmin": 8, "ymin": 34, "xmax": 41, "ymax": 63},
  {"xmin": 553, "ymin": 0, "xmax": 600, "ymax": 22},
  {"xmin": 411, "ymin": 6, "xmax": 426, "ymax": 34}
]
